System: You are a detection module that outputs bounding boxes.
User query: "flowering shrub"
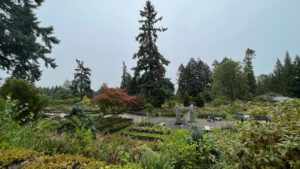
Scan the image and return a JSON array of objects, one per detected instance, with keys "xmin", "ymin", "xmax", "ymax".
[{"xmin": 94, "ymin": 88, "xmax": 137, "ymax": 116}]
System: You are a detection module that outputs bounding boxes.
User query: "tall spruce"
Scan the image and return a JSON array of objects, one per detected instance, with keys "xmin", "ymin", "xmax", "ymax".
[
  {"xmin": 71, "ymin": 59, "xmax": 93, "ymax": 100},
  {"xmin": 281, "ymin": 52, "xmax": 294, "ymax": 96},
  {"xmin": 243, "ymin": 48, "xmax": 256, "ymax": 96},
  {"xmin": 132, "ymin": 0, "xmax": 174, "ymax": 107},
  {"xmin": 120, "ymin": 61, "xmax": 131, "ymax": 90},
  {"xmin": 0, "ymin": 0, "xmax": 59, "ymax": 82},
  {"xmin": 271, "ymin": 59, "xmax": 283, "ymax": 93}
]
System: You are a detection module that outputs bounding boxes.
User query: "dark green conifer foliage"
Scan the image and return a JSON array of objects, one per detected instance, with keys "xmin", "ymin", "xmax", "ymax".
[
  {"xmin": 120, "ymin": 61, "xmax": 131, "ymax": 91},
  {"xmin": 0, "ymin": 0, "xmax": 59, "ymax": 82},
  {"xmin": 177, "ymin": 58, "xmax": 212, "ymax": 98},
  {"xmin": 183, "ymin": 92, "xmax": 190, "ymax": 107},
  {"xmin": 271, "ymin": 59, "xmax": 283, "ymax": 93},
  {"xmin": 133, "ymin": 0, "xmax": 174, "ymax": 107},
  {"xmin": 291, "ymin": 55, "xmax": 300, "ymax": 97},
  {"xmin": 281, "ymin": 52, "xmax": 295, "ymax": 96},
  {"xmin": 243, "ymin": 48, "xmax": 256, "ymax": 96},
  {"xmin": 71, "ymin": 59, "xmax": 93, "ymax": 100},
  {"xmin": 194, "ymin": 93, "xmax": 205, "ymax": 108}
]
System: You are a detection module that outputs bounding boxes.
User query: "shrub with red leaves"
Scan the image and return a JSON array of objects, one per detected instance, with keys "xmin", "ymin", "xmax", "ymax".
[{"xmin": 94, "ymin": 87, "xmax": 137, "ymax": 116}]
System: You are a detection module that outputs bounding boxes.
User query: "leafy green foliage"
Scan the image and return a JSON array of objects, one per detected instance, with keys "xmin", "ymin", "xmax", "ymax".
[
  {"xmin": 139, "ymin": 149, "xmax": 174, "ymax": 169},
  {"xmin": 159, "ymin": 130, "xmax": 216, "ymax": 169},
  {"xmin": 0, "ymin": 78, "xmax": 49, "ymax": 122},
  {"xmin": 212, "ymin": 60, "xmax": 248, "ymax": 102},
  {"xmin": 0, "ymin": 96, "xmax": 53, "ymax": 150},
  {"xmin": 215, "ymin": 99, "xmax": 300, "ymax": 169},
  {"xmin": 58, "ymin": 102, "xmax": 96, "ymax": 136}
]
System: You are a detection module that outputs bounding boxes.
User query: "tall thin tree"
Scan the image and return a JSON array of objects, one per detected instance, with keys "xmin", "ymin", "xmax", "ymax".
[
  {"xmin": 132, "ymin": 0, "xmax": 174, "ymax": 107},
  {"xmin": 71, "ymin": 59, "xmax": 93, "ymax": 100},
  {"xmin": 243, "ymin": 48, "xmax": 256, "ymax": 96}
]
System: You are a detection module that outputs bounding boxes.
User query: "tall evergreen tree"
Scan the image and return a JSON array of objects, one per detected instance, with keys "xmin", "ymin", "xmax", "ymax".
[
  {"xmin": 71, "ymin": 59, "xmax": 93, "ymax": 100},
  {"xmin": 0, "ymin": 0, "xmax": 59, "ymax": 82},
  {"xmin": 271, "ymin": 59, "xmax": 283, "ymax": 93},
  {"xmin": 243, "ymin": 48, "xmax": 256, "ymax": 96},
  {"xmin": 292, "ymin": 55, "xmax": 300, "ymax": 97},
  {"xmin": 132, "ymin": 0, "xmax": 174, "ymax": 107},
  {"xmin": 120, "ymin": 61, "xmax": 131, "ymax": 90},
  {"xmin": 177, "ymin": 58, "xmax": 212, "ymax": 98},
  {"xmin": 281, "ymin": 52, "xmax": 294, "ymax": 96}
]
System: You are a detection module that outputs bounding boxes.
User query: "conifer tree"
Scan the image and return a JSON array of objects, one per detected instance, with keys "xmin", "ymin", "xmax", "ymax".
[
  {"xmin": 243, "ymin": 48, "xmax": 256, "ymax": 96},
  {"xmin": 133, "ymin": 0, "xmax": 174, "ymax": 107},
  {"xmin": 281, "ymin": 52, "xmax": 294, "ymax": 96},
  {"xmin": 271, "ymin": 59, "xmax": 283, "ymax": 93},
  {"xmin": 71, "ymin": 59, "xmax": 93, "ymax": 100},
  {"xmin": 120, "ymin": 61, "xmax": 131, "ymax": 90},
  {"xmin": 177, "ymin": 58, "xmax": 212, "ymax": 98},
  {"xmin": 292, "ymin": 55, "xmax": 300, "ymax": 97},
  {"xmin": 0, "ymin": 0, "xmax": 59, "ymax": 82}
]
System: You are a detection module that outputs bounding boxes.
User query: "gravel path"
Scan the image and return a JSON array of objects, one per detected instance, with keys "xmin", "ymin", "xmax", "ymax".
[
  {"xmin": 115, "ymin": 113, "xmax": 235, "ymax": 130},
  {"xmin": 145, "ymin": 117, "xmax": 234, "ymax": 130}
]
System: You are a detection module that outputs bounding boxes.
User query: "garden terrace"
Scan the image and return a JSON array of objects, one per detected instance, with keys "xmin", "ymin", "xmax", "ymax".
[{"xmin": 117, "ymin": 122, "xmax": 170, "ymax": 141}]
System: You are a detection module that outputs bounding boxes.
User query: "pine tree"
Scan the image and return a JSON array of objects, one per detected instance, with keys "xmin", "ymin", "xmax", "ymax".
[
  {"xmin": 120, "ymin": 61, "xmax": 131, "ymax": 90},
  {"xmin": 0, "ymin": 0, "xmax": 59, "ymax": 82},
  {"xmin": 132, "ymin": 0, "xmax": 174, "ymax": 107},
  {"xmin": 243, "ymin": 48, "xmax": 256, "ymax": 96},
  {"xmin": 71, "ymin": 59, "xmax": 93, "ymax": 100},
  {"xmin": 271, "ymin": 59, "xmax": 283, "ymax": 93}
]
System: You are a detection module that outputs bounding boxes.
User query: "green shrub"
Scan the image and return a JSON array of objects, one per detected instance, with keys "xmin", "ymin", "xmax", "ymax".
[
  {"xmin": 0, "ymin": 78, "xmax": 49, "ymax": 122},
  {"xmin": 139, "ymin": 149, "xmax": 174, "ymax": 169},
  {"xmin": 37, "ymin": 134, "xmax": 73, "ymax": 155},
  {"xmin": 211, "ymin": 96, "xmax": 230, "ymax": 106},
  {"xmin": 183, "ymin": 92, "xmax": 190, "ymax": 107},
  {"xmin": 167, "ymin": 100, "xmax": 176, "ymax": 108},
  {"xmin": 0, "ymin": 148, "xmax": 39, "ymax": 168},
  {"xmin": 194, "ymin": 93, "xmax": 205, "ymax": 107},
  {"xmin": 159, "ymin": 130, "xmax": 216, "ymax": 169},
  {"xmin": 0, "ymin": 96, "xmax": 54, "ymax": 150},
  {"xmin": 215, "ymin": 99, "xmax": 300, "ymax": 169},
  {"xmin": 58, "ymin": 102, "xmax": 96, "ymax": 135}
]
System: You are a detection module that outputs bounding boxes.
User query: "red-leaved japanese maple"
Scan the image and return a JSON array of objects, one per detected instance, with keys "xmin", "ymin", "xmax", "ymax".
[{"xmin": 94, "ymin": 88, "xmax": 137, "ymax": 116}]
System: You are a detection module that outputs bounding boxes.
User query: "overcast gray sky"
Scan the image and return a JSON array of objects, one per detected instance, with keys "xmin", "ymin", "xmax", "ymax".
[{"xmin": 31, "ymin": 0, "xmax": 300, "ymax": 90}]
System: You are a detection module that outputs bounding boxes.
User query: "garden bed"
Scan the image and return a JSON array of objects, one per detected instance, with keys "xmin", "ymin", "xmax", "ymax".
[{"xmin": 96, "ymin": 117, "xmax": 133, "ymax": 134}]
